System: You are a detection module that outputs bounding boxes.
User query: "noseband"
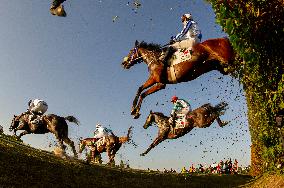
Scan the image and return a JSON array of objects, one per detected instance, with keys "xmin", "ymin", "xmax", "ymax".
[{"xmin": 128, "ymin": 46, "xmax": 143, "ymax": 65}]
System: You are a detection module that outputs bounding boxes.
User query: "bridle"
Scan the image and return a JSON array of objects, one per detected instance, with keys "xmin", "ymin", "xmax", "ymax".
[
  {"xmin": 125, "ymin": 43, "xmax": 158, "ymax": 68},
  {"xmin": 128, "ymin": 45, "xmax": 143, "ymax": 65}
]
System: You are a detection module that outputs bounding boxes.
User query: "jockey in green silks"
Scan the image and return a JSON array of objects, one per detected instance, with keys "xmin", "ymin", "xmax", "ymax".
[{"xmin": 169, "ymin": 96, "xmax": 191, "ymax": 127}]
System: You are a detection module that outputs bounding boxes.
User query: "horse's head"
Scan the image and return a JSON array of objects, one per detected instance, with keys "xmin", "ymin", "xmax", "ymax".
[
  {"xmin": 122, "ymin": 40, "xmax": 143, "ymax": 69},
  {"xmin": 9, "ymin": 115, "xmax": 20, "ymax": 132},
  {"xmin": 143, "ymin": 110, "xmax": 155, "ymax": 129}
]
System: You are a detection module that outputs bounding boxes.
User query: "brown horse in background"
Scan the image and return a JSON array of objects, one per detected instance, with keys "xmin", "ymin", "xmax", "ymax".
[
  {"xmin": 141, "ymin": 102, "xmax": 228, "ymax": 156},
  {"xmin": 79, "ymin": 126, "xmax": 133, "ymax": 165},
  {"xmin": 9, "ymin": 112, "xmax": 79, "ymax": 158},
  {"xmin": 122, "ymin": 38, "xmax": 235, "ymax": 119}
]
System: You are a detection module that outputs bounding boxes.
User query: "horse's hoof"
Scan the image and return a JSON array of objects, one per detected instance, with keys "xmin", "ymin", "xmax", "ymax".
[
  {"xmin": 133, "ymin": 113, "xmax": 140, "ymax": 119},
  {"xmin": 140, "ymin": 153, "xmax": 145, "ymax": 156},
  {"xmin": 50, "ymin": 8, "xmax": 56, "ymax": 15},
  {"xmin": 221, "ymin": 121, "xmax": 229, "ymax": 127},
  {"xmin": 130, "ymin": 109, "xmax": 136, "ymax": 115}
]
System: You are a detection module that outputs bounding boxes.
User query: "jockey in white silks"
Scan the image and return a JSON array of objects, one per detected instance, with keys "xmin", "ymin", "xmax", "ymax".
[
  {"xmin": 160, "ymin": 13, "xmax": 202, "ymax": 64},
  {"xmin": 28, "ymin": 99, "xmax": 48, "ymax": 129},
  {"xmin": 93, "ymin": 124, "xmax": 114, "ymax": 145},
  {"xmin": 171, "ymin": 13, "xmax": 202, "ymax": 49},
  {"xmin": 169, "ymin": 96, "xmax": 191, "ymax": 127}
]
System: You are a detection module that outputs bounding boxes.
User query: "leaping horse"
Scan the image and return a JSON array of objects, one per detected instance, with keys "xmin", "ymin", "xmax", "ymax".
[
  {"xmin": 140, "ymin": 102, "xmax": 228, "ymax": 156},
  {"xmin": 79, "ymin": 126, "xmax": 133, "ymax": 165},
  {"xmin": 122, "ymin": 38, "xmax": 235, "ymax": 119},
  {"xmin": 10, "ymin": 112, "xmax": 79, "ymax": 158}
]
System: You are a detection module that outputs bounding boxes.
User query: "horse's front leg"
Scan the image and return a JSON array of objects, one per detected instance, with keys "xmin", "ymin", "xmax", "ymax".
[
  {"xmin": 140, "ymin": 136, "xmax": 165, "ymax": 156},
  {"xmin": 13, "ymin": 129, "xmax": 17, "ymax": 136},
  {"xmin": 134, "ymin": 83, "xmax": 166, "ymax": 119},
  {"xmin": 13, "ymin": 122, "xmax": 26, "ymax": 135},
  {"xmin": 17, "ymin": 130, "xmax": 30, "ymax": 139},
  {"xmin": 131, "ymin": 86, "xmax": 144, "ymax": 115},
  {"xmin": 131, "ymin": 77, "xmax": 157, "ymax": 117}
]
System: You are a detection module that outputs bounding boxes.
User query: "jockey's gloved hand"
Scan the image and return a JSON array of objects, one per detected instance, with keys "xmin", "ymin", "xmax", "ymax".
[
  {"xmin": 169, "ymin": 36, "xmax": 175, "ymax": 44},
  {"xmin": 170, "ymin": 113, "xmax": 176, "ymax": 119}
]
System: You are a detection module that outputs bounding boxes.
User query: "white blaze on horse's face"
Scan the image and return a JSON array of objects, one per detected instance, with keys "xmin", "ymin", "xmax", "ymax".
[{"xmin": 123, "ymin": 56, "xmax": 128, "ymax": 62}]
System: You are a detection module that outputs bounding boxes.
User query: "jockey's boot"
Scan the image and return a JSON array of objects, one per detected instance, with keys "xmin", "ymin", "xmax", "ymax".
[
  {"xmin": 51, "ymin": 0, "xmax": 66, "ymax": 9},
  {"xmin": 159, "ymin": 46, "xmax": 175, "ymax": 66},
  {"xmin": 50, "ymin": 0, "xmax": 66, "ymax": 17},
  {"xmin": 30, "ymin": 115, "xmax": 43, "ymax": 131},
  {"xmin": 170, "ymin": 120, "xmax": 176, "ymax": 135}
]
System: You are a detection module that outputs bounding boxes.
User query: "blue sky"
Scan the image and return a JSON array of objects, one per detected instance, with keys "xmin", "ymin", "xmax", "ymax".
[{"xmin": 0, "ymin": 0, "xmax": 251, "ymax": 171}]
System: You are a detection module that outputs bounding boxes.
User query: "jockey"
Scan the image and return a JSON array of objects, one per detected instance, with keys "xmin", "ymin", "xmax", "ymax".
[
  {"xmin": 160, "ymin": 13, "xmax": 202, "ymax": 64},
  {"xmin": 93, "ymin": 124, "xmax": 114, "ymax": 143},
  {"xmin": 172, "ymin": 13, "xmax": 202, "ymax": 49},
  {"xmin": 28, "ymin": 99, "xmax": 48, "ymax": 129},
  {"xmin": 169, "ymin": 95, "xmax": 191, "ymax": 127},
  {"xmin": 50, "ymin": 0, "xmax": 67, "ymax": 17}
]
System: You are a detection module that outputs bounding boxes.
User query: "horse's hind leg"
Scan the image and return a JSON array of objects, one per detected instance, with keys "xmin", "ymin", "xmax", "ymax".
[
  {"xmin": 63, "ymin": 137, "xmax": 78, "ymax": 158},
  {"xmin": 107, "ymin": 148, "xmax": 115, "ymax": 166},
  {"xmin": 216, "ymin": 117, "xmax": 229, "ymax": 127}
]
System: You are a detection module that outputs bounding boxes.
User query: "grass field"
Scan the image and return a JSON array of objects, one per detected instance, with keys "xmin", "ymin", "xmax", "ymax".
[{"xmin": 1, "ymin": 133, "xmax": 282, "ymax": 188}]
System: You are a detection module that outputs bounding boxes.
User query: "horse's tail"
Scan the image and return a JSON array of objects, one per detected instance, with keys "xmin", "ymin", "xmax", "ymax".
[
  {"xmin": 214, "ymin": 102, "xmax": 228, "ymax": 116},
  {"xmin": 119, "ymin": 126, "xmax": 133, "ymax": 144},
  {"xmin": 64, "ymin": 116, "xmax": 80, "ymax": 125}
]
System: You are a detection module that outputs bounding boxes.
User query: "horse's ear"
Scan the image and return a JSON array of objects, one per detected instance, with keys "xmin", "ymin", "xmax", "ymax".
[
  {"xmin": 150, "ymin": 110, "xmax": 153, "ymax": 114},
  {"xmin": 14, "ymin": 115, "xmax": 16, "ymax": 117},
  {"xmin": 135, "ymin": 40, "xmax": 139, "ymax": 46}
]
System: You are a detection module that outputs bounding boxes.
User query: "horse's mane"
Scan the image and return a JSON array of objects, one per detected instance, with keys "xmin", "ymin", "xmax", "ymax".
[
  {"xmin": 153, "ymin": 112, "xmax": 169, "ymax": 118},
  {"xmin": 139, "ymin": 41, "xmax": 162, "ymax": 52}
]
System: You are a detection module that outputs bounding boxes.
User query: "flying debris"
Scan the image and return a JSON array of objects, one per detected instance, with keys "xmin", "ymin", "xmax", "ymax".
[
  {"xmin": 112, "ymin": 16, "xmax": 119, "ymax": 22},
  {"xmin": 128, "ymin": 0, "xmax": 142, "ymax": 13},
  {"xmin": 133, "ymin": 0, "xmax": 142, "ymax": 8}
]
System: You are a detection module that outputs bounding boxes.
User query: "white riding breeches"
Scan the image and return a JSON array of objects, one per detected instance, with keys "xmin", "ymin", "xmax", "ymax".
[{"xmin": 171, "ymin": 37, "xmax": 199, "ymax": 50}]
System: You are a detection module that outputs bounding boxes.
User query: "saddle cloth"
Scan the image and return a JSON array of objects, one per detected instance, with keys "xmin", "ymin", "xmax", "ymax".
[
  {"xmin": 96, "ymin": 137, "xmax": 106, "ymax": 147},
  {"xmin": 168, "ymin": 48, "xmax": 192, "ymax": 66}
]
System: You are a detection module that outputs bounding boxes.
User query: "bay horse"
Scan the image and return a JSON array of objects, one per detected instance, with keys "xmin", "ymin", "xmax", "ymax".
[
  {"xmin": 140, "ymin": 102, "xmax": 228, "ymax": 156},
  {"xmin": 9, "ymin": 112, "xmax": 80, "ymax": 158},
  {"xmin": 79, "ymin": 126, "xmax": 133, "ymax": 165},
  {"xmin": 121, "ymin": 38, "xmax": 235, "ymax": 119}
]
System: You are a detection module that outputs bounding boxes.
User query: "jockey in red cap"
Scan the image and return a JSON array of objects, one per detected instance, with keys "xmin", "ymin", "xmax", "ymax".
[{"xmin": 170, "ymin": 96, "xmax": 191, "ymax": 128}]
